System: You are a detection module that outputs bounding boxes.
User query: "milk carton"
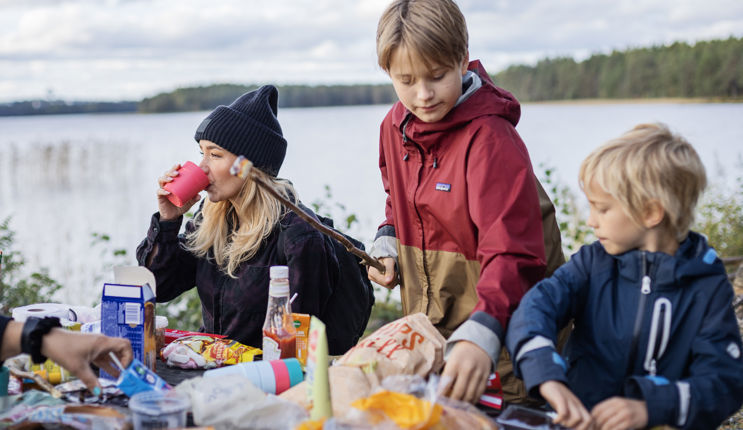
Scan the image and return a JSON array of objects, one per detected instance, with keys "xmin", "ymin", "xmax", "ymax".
[{"xmin": 100, "ymin": 267, "xmax": 157, "ymax": 380}]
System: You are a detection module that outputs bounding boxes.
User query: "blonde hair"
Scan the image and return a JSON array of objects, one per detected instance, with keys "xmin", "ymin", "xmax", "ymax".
[
  {"xmin": 185, "ymin": 169, "xmax": 296, "ymax": 277},
  {"xmin": 579, "ymin": 123, "xmax": 707, "ymax": 241},
  {"xmin": 376, "ymin": 0, "xmax": 468, "ymax": 72}
]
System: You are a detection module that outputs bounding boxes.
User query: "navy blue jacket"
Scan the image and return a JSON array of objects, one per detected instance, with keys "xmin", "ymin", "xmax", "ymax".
[
  {"xmin": 506, "ymin": 232, "xmax": 743, "ymax": 429},
  {"xmin": 136, "ymin": 208, "xmax": 338, "ymax": 349}
]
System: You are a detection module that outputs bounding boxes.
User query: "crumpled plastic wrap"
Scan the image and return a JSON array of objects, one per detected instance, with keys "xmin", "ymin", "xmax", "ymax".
[{"xmin": 175, "ymin": 372, "xmax": 308, "ymax": 430}]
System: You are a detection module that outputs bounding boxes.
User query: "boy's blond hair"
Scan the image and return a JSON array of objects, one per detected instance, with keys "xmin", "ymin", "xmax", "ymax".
[
  {"xmin": 579, "ymin": 123, "xmax": 707, "ymax": 241},
  {"xmin": 376, "ymin": 0, "xmax": 468, "ymax": 71}
]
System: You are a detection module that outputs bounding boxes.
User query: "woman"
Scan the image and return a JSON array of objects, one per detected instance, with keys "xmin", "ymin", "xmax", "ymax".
[{"xmin": 136, "ymin": 85, "xmax": 337, "ymax": 348}]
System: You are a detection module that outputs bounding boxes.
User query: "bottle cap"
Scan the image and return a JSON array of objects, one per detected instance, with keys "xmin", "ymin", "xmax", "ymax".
[{"xmin": 270, "ymin": 265, "xmax": 289, "ymax": 279}]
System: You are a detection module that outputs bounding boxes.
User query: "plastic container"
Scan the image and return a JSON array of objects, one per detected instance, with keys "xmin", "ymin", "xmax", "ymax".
[
  {"xmin": 262, "ymin": 266, "xmax": 297, "ymax": 360},
  {"xmin": 129, "ymin": 390, "xmax": 190, "ymax": 430},
  {"xmin": 203, "ymin": 358, "xmax": 303, "ymax": 394}
]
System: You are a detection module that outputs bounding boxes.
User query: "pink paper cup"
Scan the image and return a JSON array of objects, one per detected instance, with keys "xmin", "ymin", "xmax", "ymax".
[{"xmin": 163, "ymin": 161, "xmax": 209, "ymax": 207}]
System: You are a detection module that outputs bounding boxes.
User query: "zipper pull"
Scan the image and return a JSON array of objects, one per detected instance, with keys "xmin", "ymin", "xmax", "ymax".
[
  {"xmin": 649, "ymin": 359, "xmax": 657, "ymax": 376},
  {"xmin": 433, "ymin": 157, "xmax": 438, "ymax": 168},
  {"xmin": 641, "ymin": 275, "xmax": 651, "ymax": 294}
]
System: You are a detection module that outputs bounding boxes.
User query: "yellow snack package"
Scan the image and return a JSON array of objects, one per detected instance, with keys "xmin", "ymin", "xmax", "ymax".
[{"xmin": 201, "ymin": 338, "xmax": 262, "ymax": 365}]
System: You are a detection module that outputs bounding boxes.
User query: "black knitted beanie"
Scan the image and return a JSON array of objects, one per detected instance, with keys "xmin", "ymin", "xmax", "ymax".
[{"xmin": 194, "ymin": 85, "xmax": 287, "ymax": 176}]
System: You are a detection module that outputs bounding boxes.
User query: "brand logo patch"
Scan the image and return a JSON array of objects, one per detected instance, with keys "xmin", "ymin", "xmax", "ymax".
[
  {"xmin": 196, "ymin": 118, "xmax": 211, "ymax": 134},
  {"xmin": 435, "ymin": 182, "xmax": 451, "ymax": 192},
  {"xmin": 727, "ymin": 342, "xmax": 741, "ymax": 359}
]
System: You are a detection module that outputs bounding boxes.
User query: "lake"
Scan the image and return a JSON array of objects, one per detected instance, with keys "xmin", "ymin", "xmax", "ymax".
[{"xmin": 1, "ymin": 102, "xmax": 741, "ymax": 305}]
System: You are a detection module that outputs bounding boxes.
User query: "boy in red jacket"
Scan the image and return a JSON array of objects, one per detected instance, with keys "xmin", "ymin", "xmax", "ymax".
[{"xmin": 368, "ymin": 0, "xmax": 563, "ymax": 404}]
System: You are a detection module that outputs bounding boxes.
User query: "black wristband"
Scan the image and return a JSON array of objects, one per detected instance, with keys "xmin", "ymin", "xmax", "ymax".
[{"xmin": 21, "ymin": 317, "xmax": 62, "ymax": 364}]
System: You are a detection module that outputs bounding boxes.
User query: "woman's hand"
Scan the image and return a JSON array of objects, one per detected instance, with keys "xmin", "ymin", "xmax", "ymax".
[
  {"xmin": 439, "ymin": 341, "xmax": 491, "ymax": 404},
  {"xmin": 591, "ymin": 397, "xmax": 648, "ymax": 430},
  {"xmin": 540, "ymin": 380, "xmax": 595, "ymax": 430},
  {"xmin": 157, "ymin": 164, "xmax": 202, "ymax": 221},
  {"xmin": 42, "ymin": 329, "xmax": 132, "ymax": 393},
  {"xmin": 367, "ymin": 257, "xmax": 398, "ymax": 289}
]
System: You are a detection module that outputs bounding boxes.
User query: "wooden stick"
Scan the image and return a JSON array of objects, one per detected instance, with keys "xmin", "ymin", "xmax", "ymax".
[{"xmin": 231, "ymin": 156, "xmax": 386, "ymax": 274}]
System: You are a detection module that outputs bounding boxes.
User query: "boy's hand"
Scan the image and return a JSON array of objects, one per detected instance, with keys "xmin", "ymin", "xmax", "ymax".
[
  {"xmin": 540, "ymin": 380, "xmax": 594, "ymax": 430},
  {"xmin": 591, "ymin": 397, "xmax": 648, "ymax": 430},
  {"xmin": 439, "ymin": 341, "xmax": 490, "ymax": 404},
  {"xmin": 367, "ymin": 257, "xmax": 398, "ymax": 289}
]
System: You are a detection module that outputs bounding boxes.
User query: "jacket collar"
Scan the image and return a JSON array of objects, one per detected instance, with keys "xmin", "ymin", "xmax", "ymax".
[{"xmin": 612, "ymin": 232, "xmax": 723, "ymax": 289}]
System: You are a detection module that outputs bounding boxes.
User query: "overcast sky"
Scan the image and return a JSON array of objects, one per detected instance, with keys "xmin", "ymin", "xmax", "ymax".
[{"xmin": 1, "ymin": 0, "xmax": 742, "ymax": 103}]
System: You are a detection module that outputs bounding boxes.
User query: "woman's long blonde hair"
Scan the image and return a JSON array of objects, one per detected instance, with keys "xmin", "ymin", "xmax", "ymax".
[{"xmin": 185, "ymin": 169, "xmax": 296, "ymax": 277}]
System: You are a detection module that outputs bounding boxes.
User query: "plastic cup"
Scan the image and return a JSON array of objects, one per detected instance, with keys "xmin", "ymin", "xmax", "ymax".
[
  {"xmin": 129, "ymin": 390, "xmax": 190, "ymax": 430},
  {"xmin": 163, "ymin": 161, "xmax": 209, "ymax": 207}
]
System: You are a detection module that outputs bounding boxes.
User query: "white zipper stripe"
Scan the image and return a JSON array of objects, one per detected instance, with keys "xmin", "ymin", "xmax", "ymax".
[{"xmin": 644, "ymin": 297, "xmax": 672, "ymax": 374}]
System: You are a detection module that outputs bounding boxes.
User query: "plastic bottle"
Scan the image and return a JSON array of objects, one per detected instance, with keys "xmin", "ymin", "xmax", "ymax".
[{"xmin": 262, "ymin": 266, "xmax": 297, "ymax": 361}]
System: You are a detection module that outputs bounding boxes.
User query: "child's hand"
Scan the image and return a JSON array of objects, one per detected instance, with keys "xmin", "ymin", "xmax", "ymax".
[
  {"xmin": 539, "ymin": 380, "xmax": 594, "ymax": 430},
  {"xmin": 591, "ymin": 397, "xmax": 648, "ymax": 430},
  {"xmin": 157, "ymin": 164, "xmax": 201, "ymax": 221},
  {"xmin": 439, "ymin": 341, "xmax": 490, "ymax": 404},
  {"xmin": 367, "ymin": 257, "xmax": 398, "ymax": 289}
]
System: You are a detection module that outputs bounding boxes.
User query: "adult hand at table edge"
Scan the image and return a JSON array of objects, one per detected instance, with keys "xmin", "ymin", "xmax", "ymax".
[
  {"xmin": 439, "ymin": 340, "xmax": 490, "ymax": 404},
  {"xmin": 41, "ymin": 329, "xmax": 133, "ymax": 393},
  {"xmin": 367, "ymin": 257, "xmax": 398, "ymax": 289}
]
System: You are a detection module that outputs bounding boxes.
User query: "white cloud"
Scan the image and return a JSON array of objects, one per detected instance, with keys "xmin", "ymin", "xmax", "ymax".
[{"xmin": 0, "ymin": 0, "xmax": 741, "ymax": 101}]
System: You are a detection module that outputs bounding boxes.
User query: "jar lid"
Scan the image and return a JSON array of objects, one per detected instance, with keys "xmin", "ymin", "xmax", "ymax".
[
  {"xmin": 128, "ymin": 390, "xmax": 190, "ymax": 416},
  {"xmin": 270, "ymin": 265, "xmax": 289, "ymax": 279}
]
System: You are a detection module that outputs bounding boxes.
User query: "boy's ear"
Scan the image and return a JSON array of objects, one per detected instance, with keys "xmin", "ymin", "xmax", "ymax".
[
  {"xmin": 642, "ymin": 199, "xmax": 666, "ymax": 228},
  {"xmin": 460, "ymin": 51, "xmax": 470, "ymax": 75}
]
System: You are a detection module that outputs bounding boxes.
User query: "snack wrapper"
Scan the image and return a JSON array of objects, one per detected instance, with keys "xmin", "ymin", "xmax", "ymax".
[{"xmin": 161, "ymin": 335, "xmax": 261, "ymax": 369}]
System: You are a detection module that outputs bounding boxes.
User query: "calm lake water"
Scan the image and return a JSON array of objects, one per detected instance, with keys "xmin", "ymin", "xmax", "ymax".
[{"xmin": 1, "ymin": 102, "xmax": 741, "ymax": 305}]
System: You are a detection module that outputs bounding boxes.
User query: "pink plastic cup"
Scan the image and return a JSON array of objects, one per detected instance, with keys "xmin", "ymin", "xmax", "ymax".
[{"xmin": 163, "ymin": 161, "xmax": 209, "ymax": 207}]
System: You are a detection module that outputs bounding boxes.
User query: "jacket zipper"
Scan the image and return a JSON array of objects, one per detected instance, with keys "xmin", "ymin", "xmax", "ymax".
[
  {"xmin": 401, "ymin": 116, "xmax": 433, "ymax": 301},
  {"xmin": 627, "ymin": 252, "xmax": 651, "ymax": 374}
]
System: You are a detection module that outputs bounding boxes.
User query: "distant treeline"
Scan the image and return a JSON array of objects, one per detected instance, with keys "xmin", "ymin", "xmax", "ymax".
[
  {"xmin": 0, "ymin": 100, "xmax": 138, "ymax": 116},
  {"xmin": 2, "ymin": 37, "xmax": 741, "ymax": 116},
  {"xmin": 137, "ymin": 83, "xmax": 398, "ymax": 113},
  {"xmin": 494, "ymin": 36, "xmax": 743, "ymax": 101}
]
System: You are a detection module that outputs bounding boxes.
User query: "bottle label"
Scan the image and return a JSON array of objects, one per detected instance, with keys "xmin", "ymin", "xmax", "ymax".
[{"xmin": 262, "ymin": 336, "xmax": 281, "ymax": 361}]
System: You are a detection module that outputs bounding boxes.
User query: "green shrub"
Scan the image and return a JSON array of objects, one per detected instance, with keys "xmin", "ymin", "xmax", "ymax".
[{"xmin": 0, "ymin": 217, "xmax": 62, "ymax": 315}]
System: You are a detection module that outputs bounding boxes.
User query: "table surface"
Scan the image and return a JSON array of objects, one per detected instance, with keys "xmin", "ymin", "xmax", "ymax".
[{"xmin": 155, "ymin": 360, "xmax": 205, "ymax": 387}]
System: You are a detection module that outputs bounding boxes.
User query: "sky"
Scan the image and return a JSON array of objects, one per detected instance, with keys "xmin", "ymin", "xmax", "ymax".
[{"xmin": 0, "ymin": 0, "xmax": 742, "ymax": 103}]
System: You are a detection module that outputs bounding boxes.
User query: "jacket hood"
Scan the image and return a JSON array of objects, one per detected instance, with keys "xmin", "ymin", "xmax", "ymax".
[
  {"xmin": 613, "ymin": 231, "xmax": 726, "ymax": 289},
  {"xmin": 389, "ymin": 60, "xmax": 521, "ymax": 143}
]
